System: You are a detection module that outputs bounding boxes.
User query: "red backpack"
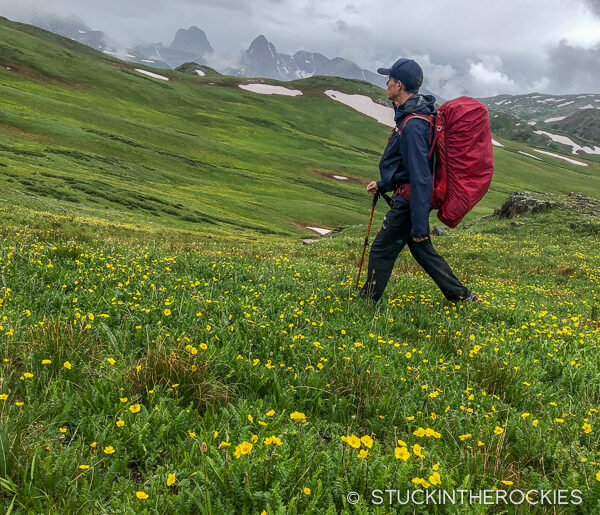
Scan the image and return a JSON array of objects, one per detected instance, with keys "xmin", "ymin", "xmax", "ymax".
[{"xmin": 393, "ymin": 96, "xmax": 494, "ymax": 227}]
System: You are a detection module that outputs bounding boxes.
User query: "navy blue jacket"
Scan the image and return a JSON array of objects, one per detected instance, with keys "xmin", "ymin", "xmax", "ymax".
[{"xmin": 377, "ymin": 94, "xmax": 436, "ymax": 238}]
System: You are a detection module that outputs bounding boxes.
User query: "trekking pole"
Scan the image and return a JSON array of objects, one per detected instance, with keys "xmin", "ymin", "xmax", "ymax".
[{"xmin": 355, "ymin": 192, "xmax": 379, "ymax": 289}]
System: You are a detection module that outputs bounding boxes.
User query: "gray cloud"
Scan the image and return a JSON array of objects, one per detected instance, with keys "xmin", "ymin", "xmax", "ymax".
[
  {"xmin": 1, "ymin": 0, "xmax": 599, "ymax": 96},
  {"xmin": 545, "ymin": 40, "xmax": 600, "ymax": 93},
  {"xmin": 583, "ymin": 0, "xmax": 600, "ymax": 16}
]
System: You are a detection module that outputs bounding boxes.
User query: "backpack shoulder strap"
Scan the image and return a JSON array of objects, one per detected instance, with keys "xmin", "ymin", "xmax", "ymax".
[{"xmin": 393, "ymin": 114, "xmax": 435, "ymax": 150}]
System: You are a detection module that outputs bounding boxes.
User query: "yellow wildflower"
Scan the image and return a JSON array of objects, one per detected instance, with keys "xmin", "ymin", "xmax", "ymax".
[
  {"xmin": 234, "ymin": 441, "xmax": 253, "ymax": 458},
  {"xmin": 429, "ymin": 472, "xmax": 442, "ymax": 485},
  {"xmin": 395, "ymin": 446, "xmax": 410, "ymax": 461},
  {"xmin": 361, "ymin": 435, "xmax": 374, "ymax": 448},
  {"xmin": 413, "ymin": 444, "xmax": 425, "ymax": 458}
]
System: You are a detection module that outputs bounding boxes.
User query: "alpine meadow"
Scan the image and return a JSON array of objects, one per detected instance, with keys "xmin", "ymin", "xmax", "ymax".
[{"xmin": 1, "ymin": 16, "xmax": 600, "ymax": 514}]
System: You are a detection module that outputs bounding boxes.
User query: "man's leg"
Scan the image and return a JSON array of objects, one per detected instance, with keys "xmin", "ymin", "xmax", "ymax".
[
  {"xmin": 360, "ymin": 203, "xmax": 411, "ymax": 302},
  {"xmin": 407, "ymin": 237, "xmax": 470, "ymax": 301}
]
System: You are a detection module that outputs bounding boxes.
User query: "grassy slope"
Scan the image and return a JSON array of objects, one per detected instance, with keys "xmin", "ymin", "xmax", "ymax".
[
  {"xmin": 2, "ymin": 17, "xmax": 600, "ymax": 514},
  {"xmin": 1, "ymin": 17, "xmax": 600, "ymax": 241},
  {"xmin": 1, "ymin": 198, "xmax": 600, "ymax": 513}
]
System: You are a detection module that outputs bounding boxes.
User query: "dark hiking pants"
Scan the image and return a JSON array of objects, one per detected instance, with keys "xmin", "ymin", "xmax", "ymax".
[{"xmin": 360, "ymin": 201, "xmax": 470, "ymax": 303}]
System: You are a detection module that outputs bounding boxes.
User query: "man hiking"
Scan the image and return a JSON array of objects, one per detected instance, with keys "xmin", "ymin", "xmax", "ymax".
[{"xmin": 359, "ymin": 58, "xmax": 479, "ymax": 303}]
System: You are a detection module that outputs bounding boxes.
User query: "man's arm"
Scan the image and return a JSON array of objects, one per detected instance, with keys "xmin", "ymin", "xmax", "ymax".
[{"xmin": 399, "ymin": 121, "xmax": 432, "ymax": 239}]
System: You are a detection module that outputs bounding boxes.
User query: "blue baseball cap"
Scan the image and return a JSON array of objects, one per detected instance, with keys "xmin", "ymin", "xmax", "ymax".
[{"xmin": 377, "ymin": 58, "xmax": 423, "ymax": 90}]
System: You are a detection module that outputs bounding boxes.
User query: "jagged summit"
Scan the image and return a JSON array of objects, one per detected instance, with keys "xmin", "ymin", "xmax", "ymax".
[{"xmin": 170, "ymin": 26, "xmax": 213, "ymax": 56}]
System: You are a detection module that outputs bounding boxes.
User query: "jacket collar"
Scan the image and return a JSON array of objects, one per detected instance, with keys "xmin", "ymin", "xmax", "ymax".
[{"xmin": 393, "ymin": 93, "xmax": 436, "ymax": 123}]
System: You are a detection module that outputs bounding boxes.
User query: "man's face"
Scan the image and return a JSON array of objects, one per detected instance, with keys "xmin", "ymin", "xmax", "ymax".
[{"xmin": 386, "ymin": 76, "xmax": 401, "ymax": 100}]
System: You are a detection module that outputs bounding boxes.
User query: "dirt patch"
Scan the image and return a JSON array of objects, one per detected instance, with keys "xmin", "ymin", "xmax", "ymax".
[{"xmin": 309, "ymin": 168, "xmax": 368, "ymax": 186}]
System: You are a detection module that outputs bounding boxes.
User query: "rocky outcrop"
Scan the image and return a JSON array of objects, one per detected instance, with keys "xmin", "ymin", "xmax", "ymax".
[{"xmin": 497, "ymin": 191, "xmax": 561, "ymax": 219}]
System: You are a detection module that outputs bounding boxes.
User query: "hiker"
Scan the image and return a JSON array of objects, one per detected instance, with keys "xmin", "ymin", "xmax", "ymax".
[{"xmin": 360, "ymin": 58, "xmax": 479, "ymax": 303}]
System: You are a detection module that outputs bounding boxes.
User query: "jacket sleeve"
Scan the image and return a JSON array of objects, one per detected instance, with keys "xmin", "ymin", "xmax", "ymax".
[
  {"xmin": 376, "ymin": 132, "xmax": 402, "ymax": 193},
  {"xmin": 399, "ymin": 121, "xmax": 432, "ymax": 238}
]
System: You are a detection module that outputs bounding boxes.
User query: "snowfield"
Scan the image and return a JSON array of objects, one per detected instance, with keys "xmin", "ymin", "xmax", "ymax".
[
  {"xmin": 238, "ymin": 84, "xmax": 302, "ymax": 96},
  {"xmin": 533, "ymin": 130, "xmax": 600, "ymax": 155},
  {"xmin": 544, "ymin": 116, "xmax": 566, "ymax": 123},
  {"xmin": 518, "ymin": 151, "xmax": 542, "ymax": 160},
  {"xmin": 306, "ymin": 227, "xmax": 331, "ymax": 235},
  {"xmin": 324, "ymin": 90, "xmax": 395, "ymax": 127},
  {"xmin": 135, "ymin": 69, "xmax": 169, "ymax": 81},
  {"xmin": 533, "ymin": 150, "xmax": 588, "ymax": 166},
  {"xmin": 194, "ymin": 70, "xmax": 206, "ymax": 76}
]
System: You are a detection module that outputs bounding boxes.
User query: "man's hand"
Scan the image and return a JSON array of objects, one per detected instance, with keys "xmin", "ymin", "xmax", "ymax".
[
  {"xmin": 412, "ymin": 236, "xmax": 429, "ymax": 242},
  {"xmin": 366, "ymin": 181, "xmax": 379, "ymax": 196}
]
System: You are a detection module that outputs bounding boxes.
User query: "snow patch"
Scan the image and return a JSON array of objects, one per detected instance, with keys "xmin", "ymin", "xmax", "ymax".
[
  {"xmin": 141, "ymin": 59, "xmax": 155, "ymax": 63},
  {"xmin": 491, "ymin": 139, "xmax": 504, "ymax": 147},
  {"xmin": 324, "ymin": 90, "xmax": 395, "ymax": 127},
  {"xmin": 579, "ymin": 104, "xmax": 594, "ymax": 109},
  {"xmin": 332, "ymin": 175, "xmax": 348, "ymax": 180},
  {"xmin": 544, "ymin": 116, "xmax": 566, "ymax": 123},
  {"xmin": 239, "ymin": 84, "xmax": 302, "ymax": 96},
  {"xmin": 527, "ymin": 121, "xmax": 537, "ymax": 126},
  {"xmin": 533, "ymin": 130, "xmax": 600, "ymax": 155},
  {"xmin": 307, "ymin": 227, "xmax": 331, "ymax": 235},
  {"xmin": 556, "ymin": 101, "xmax": 574, "ymax": 107},
  {"xmin": 532, "ymin": 150, "xmax": 588, "ymax": 166},
  {"xmin": 518, "ymin": 151, "xmax": 542, "ymax": 160},
  {"xmin": 194, "ymin": 70, "xmax": 206, "ymax": 76},
  {"xmin": 135, "ymin": 69, "xmax": 169, "ymax": 81}
]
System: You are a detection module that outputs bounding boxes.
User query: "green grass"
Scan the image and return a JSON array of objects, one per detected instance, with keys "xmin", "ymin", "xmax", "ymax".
[
  {"xmin": 1, "ymin": 199, "xmax": 600, "ymax": 513},
  {"xmin": 1, "ymin": 16, "xmax": 600, "ymax": 513}
]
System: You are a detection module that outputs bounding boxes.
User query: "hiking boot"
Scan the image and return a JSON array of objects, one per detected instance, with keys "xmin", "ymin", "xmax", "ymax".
[{"xmin": 463, "ymin": 292, "xmax": 481, "ymax": 302}]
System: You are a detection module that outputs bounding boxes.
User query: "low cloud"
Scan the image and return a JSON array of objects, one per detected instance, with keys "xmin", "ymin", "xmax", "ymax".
[
  {"xmin": 545, "ymin": 39, "xmax": 600, "ymax": 93},
  {"xmin": 414, "ymin": 54, "xmax": 546, "ymax": 99},
  {"xmin": 583, "ymin": 0, "xmax": 600, "ymax": 16}
]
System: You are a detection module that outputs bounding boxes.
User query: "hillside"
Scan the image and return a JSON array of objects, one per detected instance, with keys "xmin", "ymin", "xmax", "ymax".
[
  {"xmin": 549, "ymin": 109, "xmax": 600, "ymax": 145},
  {"xmin": 480, "ymin": 92, "xmax": 600, "ymax": 124},
  {"xmin": 1, "ymin": 17, "xmax": 599, "ymax": 242},
  {"xmin": 2, "ymin": 192, "xmax": 600, "ymax": 512}
]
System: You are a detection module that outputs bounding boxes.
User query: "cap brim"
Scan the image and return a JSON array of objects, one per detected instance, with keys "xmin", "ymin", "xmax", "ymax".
[{"xmin": 377, "ymin": 67, "xmax": 391, "ymax": 76}]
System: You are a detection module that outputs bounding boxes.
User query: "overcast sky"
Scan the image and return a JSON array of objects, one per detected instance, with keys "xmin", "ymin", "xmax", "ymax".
[{"xmin": 2, "ymin": 0, "xmax": 599, "ymax": 97}]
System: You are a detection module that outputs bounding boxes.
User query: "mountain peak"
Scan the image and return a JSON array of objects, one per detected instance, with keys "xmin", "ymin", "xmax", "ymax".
[{"xmin": 170, "ymin": 26, "xmax": 213, "ymax": 55}]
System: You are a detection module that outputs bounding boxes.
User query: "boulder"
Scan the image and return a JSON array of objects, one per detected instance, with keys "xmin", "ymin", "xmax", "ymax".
[
  {"xmin": 431, "ymin": 226, "xmax": 448, "ymax": 236},
  {"xmin": 498, "ymin": 191, "xmax": 560, "ymax": 219},
  {"xmin": 302, "ymin": 239, "xmax": 319, "ymax": 245}
]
